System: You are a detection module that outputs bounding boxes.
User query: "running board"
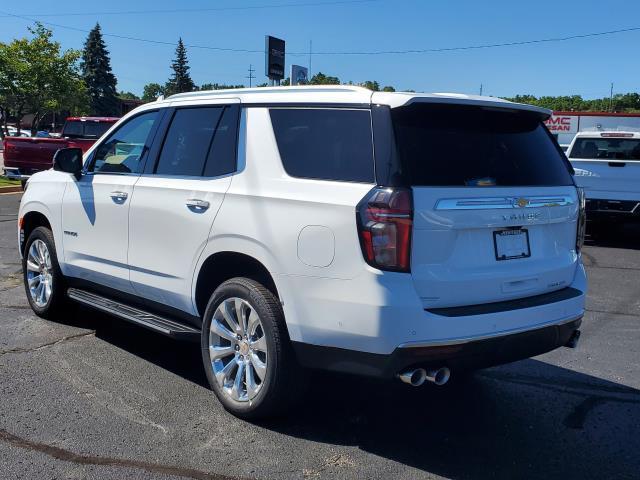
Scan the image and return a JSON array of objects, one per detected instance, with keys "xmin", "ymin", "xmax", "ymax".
[{"xmin": 67, "ymin": 288, "xmax": 200, "ymax": 341}]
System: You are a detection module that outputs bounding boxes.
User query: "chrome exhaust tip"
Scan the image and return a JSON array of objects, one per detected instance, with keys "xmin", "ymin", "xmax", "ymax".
[
  {"xmin": 398, "ymin": 368, "xmax": 428, "ymax": 387},
  {"xmin": 425, "ymin": 367, "xmax": 451, "ymax": 386}
]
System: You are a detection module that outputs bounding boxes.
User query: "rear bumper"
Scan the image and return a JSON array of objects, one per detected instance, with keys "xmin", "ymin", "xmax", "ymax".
[
  {"xmin": 293, "ymin": 316, "xmax": 582, "ymax": 379},
  {"xmin": 3, "ymin": 167, "xmax": 33, "ymax": 181}
]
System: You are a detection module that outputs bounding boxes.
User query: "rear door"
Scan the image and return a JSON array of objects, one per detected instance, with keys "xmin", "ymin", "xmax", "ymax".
[
  {"xmin": 389, "ymin": 103, "xmax": 579, "ymax": 308},
  {"xmin": 568, "ymin": 134, "xmax": 640, "ymax": 201},
  {"xmin": 128, "ymin": 100, "xmax": 239, "ymax": 313}
]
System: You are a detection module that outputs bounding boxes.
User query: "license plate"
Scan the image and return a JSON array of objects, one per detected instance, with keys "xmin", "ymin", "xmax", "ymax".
[{"xmin": 493, "ymin": 228, "xmax": 531, "ymax": 261}]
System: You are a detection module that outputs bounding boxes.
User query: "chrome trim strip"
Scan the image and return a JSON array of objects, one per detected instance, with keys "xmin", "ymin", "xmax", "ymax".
[
  {"xmin": 435, "ymin": 195, "xmax": 575, "ymax": 210},
  {"xmin": 396, "ymin": 314, "xmax": 583, "ymax": 349}
]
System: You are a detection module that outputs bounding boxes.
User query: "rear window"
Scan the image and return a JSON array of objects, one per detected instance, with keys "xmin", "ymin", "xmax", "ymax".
[
  {"xmin": 390, "ymin": 104, "xmax": 574, "ymax": 187},
  {"xmin": 569, "ymin": 137, "xmax": 640, "ymax": 160},
  {"xmin": 63, "ymin": 121, "xmax": 113, "ymax": 139},
  {"xmin": 269, "ymin": 108, "xmax": 375, "ymax": 183}
]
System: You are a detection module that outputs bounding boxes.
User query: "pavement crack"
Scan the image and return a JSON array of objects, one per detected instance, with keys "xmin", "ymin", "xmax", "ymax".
[
  {"xmin": 0, "ymin": 331, "xmax": 95, "ymax": 356},
  {"xmin": 0, "ymin": 429, "xmax": 247, "ymax": 480}
]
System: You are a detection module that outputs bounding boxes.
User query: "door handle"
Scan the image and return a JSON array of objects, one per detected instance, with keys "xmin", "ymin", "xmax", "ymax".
[
  {"xmin": 110, "ymin": 191, "xmax": 128, "ymax": 202},
  {"xmin": 186, "ymin": 199, "xmax": 210, "ymax": 211}
]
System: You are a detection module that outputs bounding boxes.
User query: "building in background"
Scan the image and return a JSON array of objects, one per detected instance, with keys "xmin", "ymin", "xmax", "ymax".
[{"xmin": 547, "ymin": 112, "xmax": 640, "ymax": 147}]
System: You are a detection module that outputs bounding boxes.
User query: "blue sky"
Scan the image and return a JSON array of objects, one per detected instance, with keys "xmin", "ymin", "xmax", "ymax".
[{"xmin": 1, "ymin": 0, "xmax": 639, "ymax": 98}]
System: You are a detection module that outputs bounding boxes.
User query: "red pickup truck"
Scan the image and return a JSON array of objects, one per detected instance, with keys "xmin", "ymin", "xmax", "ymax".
[{"xmin": 2, "ymin": 116, "xmax": 118, "ymax": 185}]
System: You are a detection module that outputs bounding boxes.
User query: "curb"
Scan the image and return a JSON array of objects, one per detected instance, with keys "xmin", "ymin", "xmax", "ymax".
[{"xmin": 0, "ymin": 186, "xmax": 23, "ymax": 194}]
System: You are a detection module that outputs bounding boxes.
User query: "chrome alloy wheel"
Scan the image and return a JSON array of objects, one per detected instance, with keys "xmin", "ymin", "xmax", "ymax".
[
  {"xmin": 26, "ymin": 239, "xmax": 53, "ymax": 308},
  {"xmin": 208, "ymin": 297, "xmax": 268, "ymax": 403}
]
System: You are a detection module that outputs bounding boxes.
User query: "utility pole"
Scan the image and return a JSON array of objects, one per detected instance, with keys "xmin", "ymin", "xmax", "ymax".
[
  {"xmin": 609, "ymin": 82, "xmax": 614, "ymax": 112},
  {"xmin": 479, "ymin": 83, "xmax": 483, "ymax": 96},
  {"xmin": 246, "ymin": 64, "xmax": 255, "ymax": 88},
  {"xmin": 309, "ymin": 40, "xmax": 312, "ymax": 78}
]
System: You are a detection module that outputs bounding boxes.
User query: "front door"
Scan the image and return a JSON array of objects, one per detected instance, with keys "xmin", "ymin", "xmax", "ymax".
[{"xmin": 61, "ymin": 110, "xmax": 161, "ymax": 292}]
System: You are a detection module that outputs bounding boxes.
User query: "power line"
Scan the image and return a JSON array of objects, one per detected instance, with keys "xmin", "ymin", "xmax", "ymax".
[
  {"xmin": 0, "ymin": 0, "xmax": 378, "ymax": 17},
  {"xmin": 3, "ymin": 9, "xmax": 640, "ymax": 57},
  {"xmin": 307, "ymin": 26, "xmax": 640, "ymax": 55}
]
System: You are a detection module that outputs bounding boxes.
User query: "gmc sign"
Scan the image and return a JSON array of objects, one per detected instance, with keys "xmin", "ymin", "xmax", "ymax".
[{"xmin": 545, "ymin": 115, "xmax": 578, "ymax": 133}]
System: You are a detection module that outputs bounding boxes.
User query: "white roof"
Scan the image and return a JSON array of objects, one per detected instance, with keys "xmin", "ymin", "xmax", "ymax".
[
  {"xmin": 574, "ymin": 130, "xmax": 640, "ymax": 138},
  {"xmin": 160, "ymin": 85, "xmax": 551, "ymax": 117}
]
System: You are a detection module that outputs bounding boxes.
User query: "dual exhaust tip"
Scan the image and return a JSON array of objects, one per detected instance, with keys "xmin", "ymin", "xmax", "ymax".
[{"xmin": 398, "ymin": 367, "xmax": 451, "ymax": 387}]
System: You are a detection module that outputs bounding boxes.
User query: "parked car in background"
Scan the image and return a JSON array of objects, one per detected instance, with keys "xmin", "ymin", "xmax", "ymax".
[
  {"xmin": 2, "ymin": 116, "xmax": 118, "ymax": 185},
  {"xmin": 567, "ymin": 130, "xmax": 640, "ymax": 225},
  {"xmin": 18, "ymin": 86, "xmax": 585, "ymax": 419},
  {"xmin": 5, "ymin": 127, "xmax": 31, "ymax": 138}
]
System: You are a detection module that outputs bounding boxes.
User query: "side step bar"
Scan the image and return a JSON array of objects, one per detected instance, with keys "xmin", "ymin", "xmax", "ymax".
[{"xmin": 67, "ymin": 288, "xmax": 200, "ymax": 341}]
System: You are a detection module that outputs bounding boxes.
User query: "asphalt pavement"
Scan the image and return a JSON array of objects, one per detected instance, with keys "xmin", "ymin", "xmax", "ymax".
[{"xmin": 0, "ymin": 192, "xmax": 638, "ymax": 480}]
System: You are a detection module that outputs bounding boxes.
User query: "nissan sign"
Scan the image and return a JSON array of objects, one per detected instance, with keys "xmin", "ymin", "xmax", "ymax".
[
  {"xmin": 265, "ymin": 35, "xmax": 285, "ymax": 80},
  {"xmin": 545, "ymin": 115, "xmax": 578, "ymax": 134}
]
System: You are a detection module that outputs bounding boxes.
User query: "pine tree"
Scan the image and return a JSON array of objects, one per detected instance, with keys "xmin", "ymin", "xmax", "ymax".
[
  {"xmin": 81, "ymin": 23, "xmax": 119, "ymax": 116},
  {"xmin": 165, "ymin": 38, "xmax": 196, "ymax": 96}
]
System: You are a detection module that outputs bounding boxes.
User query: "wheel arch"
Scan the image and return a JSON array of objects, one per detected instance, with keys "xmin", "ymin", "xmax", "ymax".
[
  {"xmin": 20, "ymin": 209, "xmax": 53, "ymax": 255},
  {"xmin": 194, "ymin": 250, "xmax": 281, "ymax": 318}
]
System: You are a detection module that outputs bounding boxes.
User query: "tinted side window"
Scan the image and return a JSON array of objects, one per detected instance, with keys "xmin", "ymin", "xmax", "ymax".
[
  {"xmin": 91, "ymin": 111, "xmax": 158, "ymax": 174},
  {"xmin": 269, "ymin": 108, "xmax": 375, "ymax": 182},
  {"xmin": 203, "ymin": 105, "xmax": 239, "ymax": 177},
  {"xmin": 156, "ymin": 107, "xmax": 226, "ymax": 176}
]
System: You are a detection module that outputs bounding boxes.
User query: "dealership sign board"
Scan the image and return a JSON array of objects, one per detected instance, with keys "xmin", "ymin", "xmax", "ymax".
[
  {"xmin": 290, "ymin": 65, "xmax": 308, "ymax": 85},
  {"xmin": 265, "ymin": 35, "xmax": 285, "ymax": 80},
  {"xmin": 545, "ymin": 115, "xmax": 578, "ymax": 134}
]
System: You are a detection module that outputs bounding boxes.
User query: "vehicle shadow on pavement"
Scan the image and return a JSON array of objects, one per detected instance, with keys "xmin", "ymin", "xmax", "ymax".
[{"xmin": 78, "ymin": 307, "xmax": 640, "ymax": 480}]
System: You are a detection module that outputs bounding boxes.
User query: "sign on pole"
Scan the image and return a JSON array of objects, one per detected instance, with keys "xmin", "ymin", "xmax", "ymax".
[
  {"xmin": 290, "ymin": 65, "xmax": 309, "ymax": 85},
  {"xmin": 265, "ymin": 35, "xmax": 285, "ymax": 82}
]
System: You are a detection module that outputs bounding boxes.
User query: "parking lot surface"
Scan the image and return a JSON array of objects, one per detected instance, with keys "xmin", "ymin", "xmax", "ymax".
[{"xmin": 0, "ymin": 192, "xmax": 638, "ymax": 480}]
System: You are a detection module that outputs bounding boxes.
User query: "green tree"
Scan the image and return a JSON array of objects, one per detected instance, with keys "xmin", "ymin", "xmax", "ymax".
[
  {"xmin": 360, "ymin": 80, "xmax": 380, "ymax": 91},
  {"xmin": 118, "ymin": 91, "xmax": 139, "ymax": 100},
  {"xmin": 81, "ymin": 23, "xmax": 119, "ymax": 116},
  {"xmin": 309, "ymin": 72, "xmax": 340, "ymax": 85},
  {"xmin": 0, "ymin": 23, "xmax": 87, "ymax": 137},
  {"xmin": 199, "ymin": 83, "xmax": 244, "ymax": 91},
  {"xmin": 382, "ymin": 85, "xmax": 396, "ymax": 92},
  {"xmin": 141, "ymin": 83, "xmax": 164, "ymax": 102},
  {"xmin": 165, "ymin": 38, "xmax": 195, "ymax": 96}
]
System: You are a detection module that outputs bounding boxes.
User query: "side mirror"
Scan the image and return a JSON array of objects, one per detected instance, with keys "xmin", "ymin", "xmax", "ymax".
[{"xmin": 53, "ymin": 148, "xmax": 83, "ymax": 179}]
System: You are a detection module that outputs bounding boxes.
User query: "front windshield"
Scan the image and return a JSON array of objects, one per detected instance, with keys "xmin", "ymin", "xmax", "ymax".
[{"xmin": 570, "ymin": 137, "xmax": 640, "ymax": 160}]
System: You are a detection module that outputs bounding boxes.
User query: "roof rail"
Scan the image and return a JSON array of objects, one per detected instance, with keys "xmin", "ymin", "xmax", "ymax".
[{"xmin": 166, "ymin": 84, "xmax": 372, "ymax": 100}]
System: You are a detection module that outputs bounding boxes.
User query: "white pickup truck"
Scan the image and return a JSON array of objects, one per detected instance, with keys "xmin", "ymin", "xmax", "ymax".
[{"xmin": 566, "ymin": 131, "xmax": 640, "ymax": 223}]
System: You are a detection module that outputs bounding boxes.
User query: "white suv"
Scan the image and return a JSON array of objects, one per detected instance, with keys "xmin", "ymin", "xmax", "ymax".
[{"xmin": 18, "ymin": 86, "xmax": 586, "ymax": 418}]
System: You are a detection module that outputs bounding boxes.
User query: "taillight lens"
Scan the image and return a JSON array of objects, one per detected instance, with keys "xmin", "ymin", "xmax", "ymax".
[
  {"xmin": 576, "ymin": 187, "xmax": 586, "ymax": 251},
  {"xmin": 356, "ymin": 187, "xmax": 413, "ymax": 272}
]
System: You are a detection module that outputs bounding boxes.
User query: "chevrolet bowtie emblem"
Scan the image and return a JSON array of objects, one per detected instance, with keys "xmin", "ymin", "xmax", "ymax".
[{"xmin": 514, "ymin": 197, "xmax": 530, "ymax": 208}]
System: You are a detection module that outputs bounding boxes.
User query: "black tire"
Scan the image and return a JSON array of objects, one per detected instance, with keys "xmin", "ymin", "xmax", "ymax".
[
  {"xmin": 200, "ymin": 277, "xmax": 301, "ymax": 419},
  {"xmin": 22, "ymin": 226, "xmax": 68, "ymax": 319}
]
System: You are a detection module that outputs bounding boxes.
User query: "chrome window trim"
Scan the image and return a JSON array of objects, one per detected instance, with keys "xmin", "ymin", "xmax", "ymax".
[{"xmin": 434, "ymin": 195, "xmax": 575, "ymax": 210}]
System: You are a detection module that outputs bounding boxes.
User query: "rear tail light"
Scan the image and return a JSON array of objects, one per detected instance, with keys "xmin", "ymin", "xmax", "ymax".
[
  {"xmin": 356, "ymin": 187, "xmax": 413, "ymax": 272},
  {"xmin": 576, "ymin": 187, "xmax": 586, "ymax": 251}
]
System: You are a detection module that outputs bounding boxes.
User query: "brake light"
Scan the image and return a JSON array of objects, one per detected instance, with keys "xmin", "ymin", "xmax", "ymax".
[
  {"xmin": 600, "ymin": 132, "xmax": 634, "ymax": 138},
  {"xmin": 576, "ymin": 187, "xmax": 586, "ymax": 251},
  {"xmin": 356, "ymin": 187, "xmax": 413, "ymax": 272}
]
